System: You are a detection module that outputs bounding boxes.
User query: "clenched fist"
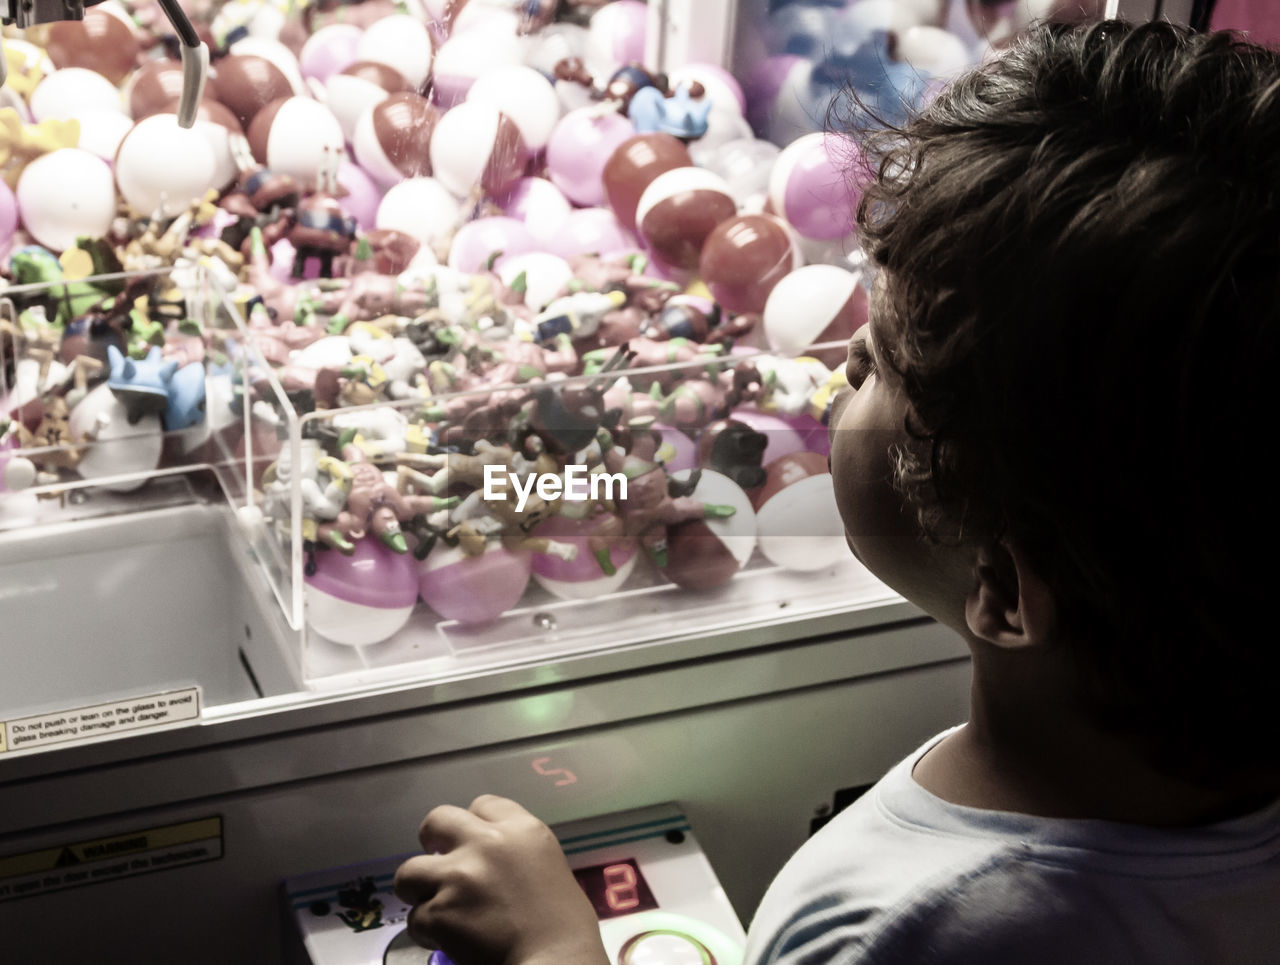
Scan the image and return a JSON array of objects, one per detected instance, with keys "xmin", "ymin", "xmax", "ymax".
[{"xmin": 394, "ymin": 795, "xmax": 610, "ymax": 965}]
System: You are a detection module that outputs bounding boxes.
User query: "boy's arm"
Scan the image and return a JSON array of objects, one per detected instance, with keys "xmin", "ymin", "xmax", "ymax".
[{"xmin": 394, "ymin": 795, "xmax": 610, "ymax": 965}]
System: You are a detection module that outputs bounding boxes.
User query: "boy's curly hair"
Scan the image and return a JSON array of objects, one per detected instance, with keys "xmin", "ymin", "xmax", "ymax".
[{"xmin": 855, "ymin": 20, "xmax": 1280, "ymax": 785}]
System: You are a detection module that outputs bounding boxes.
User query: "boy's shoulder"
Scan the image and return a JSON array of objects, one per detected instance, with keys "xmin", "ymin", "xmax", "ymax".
[{"xmin": 743, "ymin": 731, "xmax": 1280, "ymax": 965}]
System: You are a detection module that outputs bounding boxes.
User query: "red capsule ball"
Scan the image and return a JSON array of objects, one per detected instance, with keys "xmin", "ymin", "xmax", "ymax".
[
  {"xmin": 46, "ymin": 8, "xmax": 140, "ymax": 86},
  {"xmin": 602, "ymin": 132, "xmax": 693, "ymax": 231},
  {"xmin": 699, "ymin": 213, "xmax": 799, "ymax": 315},
  {"xmin": 214, "ymin": 54, "xmax": 295, "ymax": 129},
  {"xmin": 634, "ymin": 166, "xmax": 737, "ymax": 271}
]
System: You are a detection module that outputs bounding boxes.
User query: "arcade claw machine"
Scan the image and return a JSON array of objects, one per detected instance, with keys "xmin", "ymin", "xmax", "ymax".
[{"xmin": 0, "ymin": 0, "xmax": 1198, "ymax": 960}]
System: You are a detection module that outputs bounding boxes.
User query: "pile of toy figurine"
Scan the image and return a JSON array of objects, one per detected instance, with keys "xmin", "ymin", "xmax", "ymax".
[{"xmin": 0, "ymin": 0, "xmax": 1012, "ymax": 644}]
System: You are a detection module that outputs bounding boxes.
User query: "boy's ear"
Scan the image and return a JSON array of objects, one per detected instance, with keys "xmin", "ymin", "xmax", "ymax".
[{"xmin": 965, "ymin": 540, "xmax": 1056, "ymax": 649}]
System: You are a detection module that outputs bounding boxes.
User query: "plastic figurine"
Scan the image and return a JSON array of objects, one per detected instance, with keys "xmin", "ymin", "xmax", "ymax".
[
  {"xmin": 289, "ymin": 161, "xmax": 358, "ymax": 279},
  {"xmin": 261, "ymin": 438, "xmax": 357, "ymax": 552},
  {"xmin": 324, "ymin": 442, "xmax": 459, "ymax": 554},
  {"xmin": 695, "ymin": 418, "xmax": 769, "ymax": 491},
  {"xmin": 105, "ymin": 344, "xmax": 177, "ymax": 424},
  {"xmin": 396, "ymin": 441, "xmax": 578, "ymax": 560},
  {"xmin": 627, "ymin": 82, "xmax": 712, "ymax": 140},
  {"xmin": 587, "ymin": 424, "xmax": 737, "ymax": 574},
  {"xmin": 581, "ymin": 337, "xmax": 725, "ymax": 392},
  {"xmin": 1, "ymin": 393, "xmax": 108, "ymax": 491}
]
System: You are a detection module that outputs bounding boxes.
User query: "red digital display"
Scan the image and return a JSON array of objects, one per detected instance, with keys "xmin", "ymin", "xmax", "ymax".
[{"xmin": 572, "ymin": 859, "xmax": 658, "ymax": 920}]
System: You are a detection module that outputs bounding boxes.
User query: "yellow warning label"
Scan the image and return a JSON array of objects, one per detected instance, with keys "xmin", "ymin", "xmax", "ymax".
[
  {"xmin": 0, "ymin": 722, "xmax": 7, "ymax": 754},
  {"xmin": 0, "ymin": 817, "xmax": 221, "ymax": 882}
]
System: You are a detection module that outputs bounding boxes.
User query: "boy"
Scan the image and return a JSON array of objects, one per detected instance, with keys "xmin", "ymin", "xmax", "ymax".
[{"xmin": 393, "ymin": 20, "xmax": 1280, "ymax": 963}]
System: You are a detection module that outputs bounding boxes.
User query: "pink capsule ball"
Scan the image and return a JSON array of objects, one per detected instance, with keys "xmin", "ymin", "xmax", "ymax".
[
  {"xmin": 530, "ymin": 514, "xmax": 638, "ymax": 601},
  {"xmin": 335, "ymin": 161, "xmax": 384, "ymax": 231},
  {"xmin": 545, "ymin": 107, "xmax": 636, "ymax": 207},
  {"xmin": 447, "ymin": 216, "xmax": 536, "ymax": 273},
  {"xmin": 306, "ymin": 538, "xmax": 421, "ymax": 646},
  {"xmin": 495, "ymin": 176, "xmax": 572, "ymax": 243},
  {"xmin": 418, "ymin": 543, "xmax": 532, "ymax": 626},
  {"xmin": 768, "ymin": 132, "xmax": 862, "ymax": 241},
  {"xmin": 548, "ymin": 207, "xmax": 638, "ymax": 259},
  {"xmin": 299, "ymin": 23, "xmax": 363, "ymax": 84}
]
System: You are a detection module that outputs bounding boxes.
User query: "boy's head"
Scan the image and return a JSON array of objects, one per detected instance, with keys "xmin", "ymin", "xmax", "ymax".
[{"xmin": 832, "ymin": 20, "xmax": 1280, "ymax": 786}]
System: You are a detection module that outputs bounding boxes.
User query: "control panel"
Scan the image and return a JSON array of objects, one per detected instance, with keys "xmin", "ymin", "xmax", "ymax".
[{"xmin": 285, "ymin": 805, "xmax": 746, "ymax": 965}]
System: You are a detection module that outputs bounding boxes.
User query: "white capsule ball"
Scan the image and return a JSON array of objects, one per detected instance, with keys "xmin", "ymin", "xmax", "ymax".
[
  {"xmin": 356, "ymin": 14, "xmax": 434, "ymax": 91},
  {"xmin": 115, "ymin": 114, "xmax": 218, "ymax": 218},
  {"xmin": 376, "ymin": 177, "xmax": 461, "ymax": 248},
  {"xmin": 30, "ymin": 66, "xmax": 124, "ymax": 121},
  {"xmin": 246, "ymin": 97, "xmax": 346, "ymax": 185},
  {"xmin": 466, "ymin": 65, "xmax": 562, "ymax": 153},
  {"xmin": 16, "ymin": 148, "xmax": 116, "ymax": 251}
]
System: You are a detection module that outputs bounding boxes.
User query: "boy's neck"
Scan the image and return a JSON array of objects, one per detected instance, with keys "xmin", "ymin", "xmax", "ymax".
[{"xmin": 912, "ymin": 648, "xmax": 1276, "ymax": 828}]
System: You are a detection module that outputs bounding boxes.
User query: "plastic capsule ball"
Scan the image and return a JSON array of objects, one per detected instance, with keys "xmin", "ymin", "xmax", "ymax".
[
  {"xmin": 768, "ymin": 132, "xmax": 862, "ymax": 241},
  {"xmin": 432, "ymin": 22, "xmax": 525, "ymax": 107},
  {"xmin": 669, "ymin": 63, "xmax": 746, "ymax": 116},
  {"xmin": 466, "ymin": 64, "xmax": 562, "ymax": 154},
  {"xmin": 336, "ymin": 161, "xmax": 386, "ymax": 231},
  {"xmin": 635, "ymin": 167, "xmax": 739, "ymax": 271},
  {"xmin": 547, "ymin": 207, "xmax": 637, "ymax": 260},
  {"xmin": 699, "ymin": 213, "xmax": 799, "ymax": 315},
  {"xmin": 652, "ymin": 422, "xmax": 697, "ymax": 473},
  {"xmin": 447, "ymin": 216, "xmax": 536, "ymax": 273},
  {"xmin": 356, "ymin": 13, "xmax": 434, "ymax": 92},
  {"xmin": 115, "ymin": 113, "xmax": 218, "ymax": 218},
  {"xmin": 16, "ymin": 148, "xmax": 116, "ymax": 251},
  {"xmin": 699, "ymin": 137, "xmax": 781, "ymax": 207},
  {"xmin": 228, "ymin": 36, "xmax": 307, "ymax": 96},
  {"xmin": 214, "ymin": 54, "xmax": 295, "ymax": 128},
  {"xmin": 45, "ymin": 4, "xmax": 140, "ymax": 87},
  {"xmin": 897, "ymin": 25, "xmax": 973, "ymax": 80},
  {"xmin": 167, "ymin": 98, "xmax": 244, "ymax": 191},
  {"xmin": 495, "ymin": 177, "xmax": 573, "ymax": 244},
  {"xmin": 376, "ymin": 177, "xmax": 461, "ymax": 249},
  {"xmin": 530, "ymin": 514, "xmax": 637, "ymax": 601},
  {"xmin": 752, "ymin": 450, "xmax": 847, "ymax": 572},
  {"xmin": 602, "ymin": 133, "xmax": 693, "ymax": 231},
  {"xmin": 66, "ymin": 383, "xmax": 164, "ymax": 492},
  {"xmin": 429, "ymin": 101, "xmax": 529, "ymax": 198},
  {"xmin": 306, "ymin": 537, "xmax": 421, "ymax": 646},
  {"xmin": 418, "ymin": 543, "xmax": 532, "ymax": 626},
  {"xmin": 762, "ymin": 264, "xmax": 868, "ymax": 365},
  {"xmin": 247, "ymin": 96, "xmax": 346, "ymax": 185},
  {"xmin": 299, "ymin": 23, "xmax": 363, "ymax": 84},
  {"xmin": 450, "ymin": 0, "xmax": 560, "ymax": 33},
  {"xmin": 29, "ymin": 67, "xmax": 124, "ymax": 122},
  {"xmin": 353, "ymin": 91, "xmax": 440, "ymax": 187},
  {"xmin": 326, "ymin": 61, "xmax": 413, "ymax": 142},
  {"xmin": 127, "ymin": 59, "xmax": 220, "ymax": 119},
  {"xmin": 585, "ymin": 0, "xmax": 648, "ymax": 78},
  {"xmin": 545, "ymin": 107, "xmax": 637, "ymax": 207},
  {"xmin": 65, "ymin": 109, "xmax": 133, "ymax": 165},
  {"xmin": 661, "ymin": 469, "xmax": 757, "ymax": 591},
  {"xmin": 495, "ymin": 251, "xmax": 574, "ymax": 311}
]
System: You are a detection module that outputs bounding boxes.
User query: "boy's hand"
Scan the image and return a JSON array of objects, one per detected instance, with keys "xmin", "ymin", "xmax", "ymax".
[{"xmin": 394, "ymin": 795, "xmax": 609, "ymax": 965}]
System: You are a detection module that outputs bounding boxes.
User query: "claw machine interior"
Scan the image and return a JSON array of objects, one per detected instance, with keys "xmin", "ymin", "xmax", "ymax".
[{"xmin": 13, "ymin": 0, "xmax": 1198, "ymax": 960}]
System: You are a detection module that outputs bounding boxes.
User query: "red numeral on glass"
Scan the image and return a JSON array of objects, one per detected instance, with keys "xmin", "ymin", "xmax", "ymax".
[{"xmin": 603, "ymin": 864, "xmax": 640, "ymax": 912}]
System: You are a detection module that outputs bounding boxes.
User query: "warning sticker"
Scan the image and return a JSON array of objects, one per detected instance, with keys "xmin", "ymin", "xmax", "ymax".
[
  {"xmin": 0, "ymin": 817, "xmax": 223, "ymax": 901},
  {"xmin": 0, "ymin": 686, "xmax": 201, "ymax": 755}
]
